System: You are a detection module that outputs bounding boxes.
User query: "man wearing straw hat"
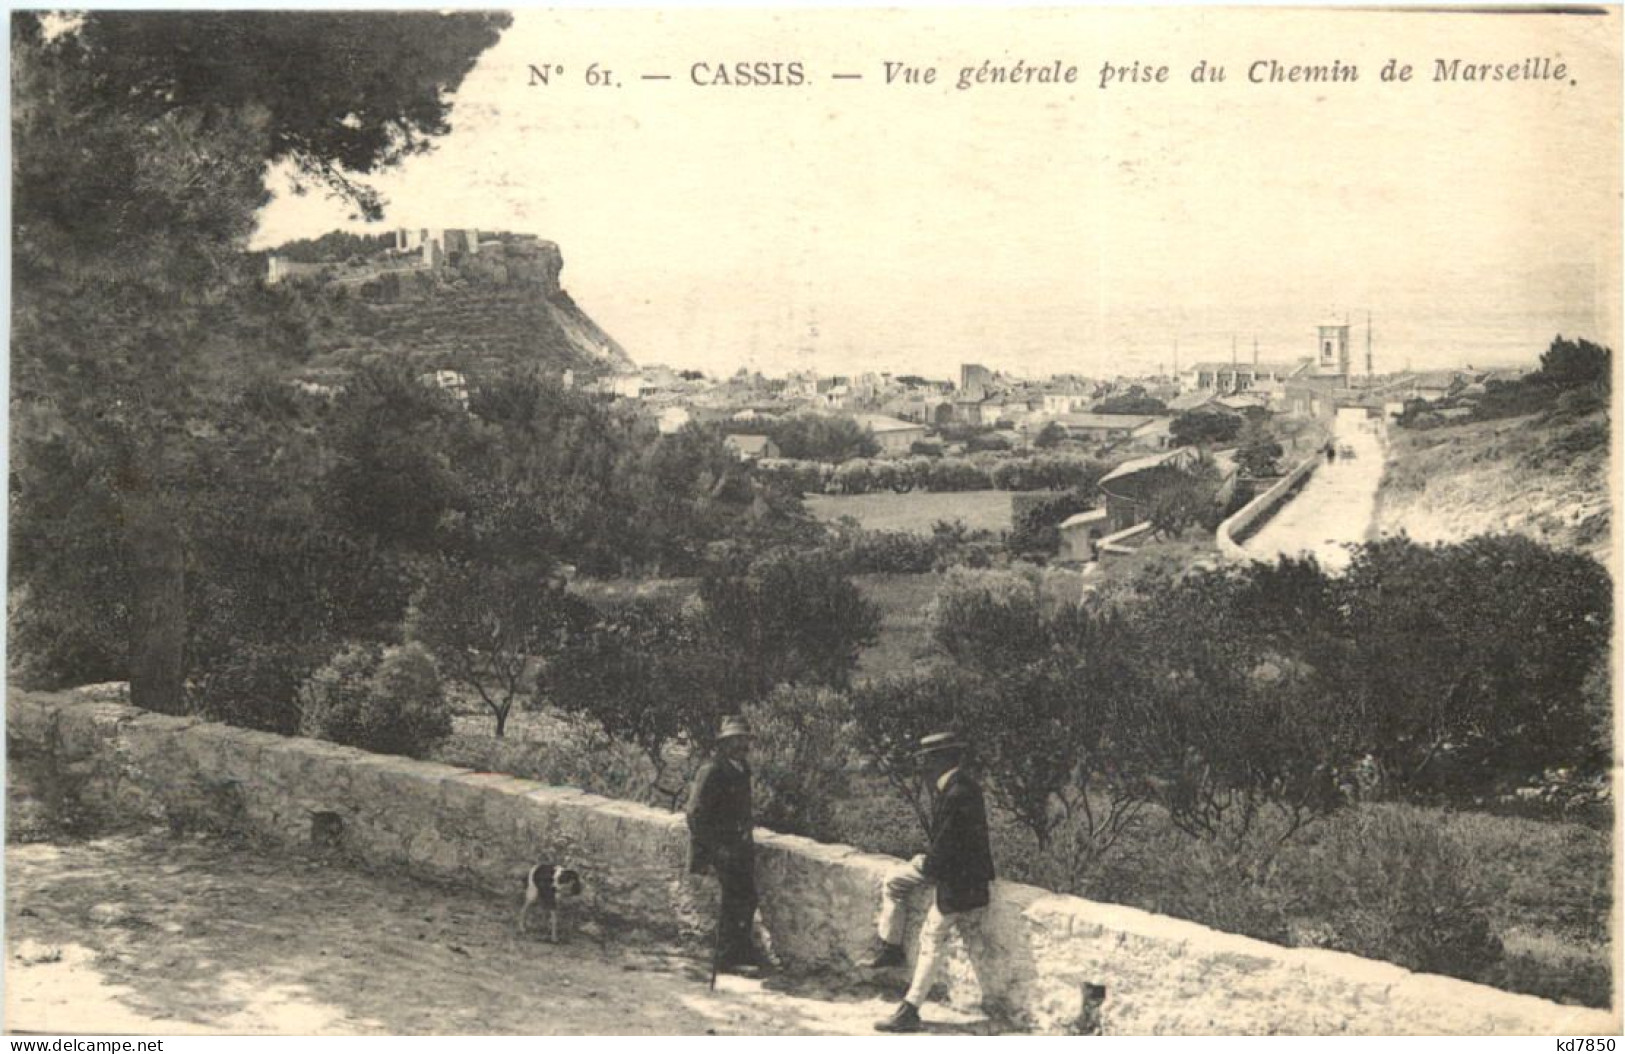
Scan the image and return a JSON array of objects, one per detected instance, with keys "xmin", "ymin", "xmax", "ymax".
[
  {"xmin": 869, "ymin": 730, "xmax": 996, "ymax": 1033},
  {"xmin": 686, "ymin": 715, "xmax": 769, "ymax": 976}
]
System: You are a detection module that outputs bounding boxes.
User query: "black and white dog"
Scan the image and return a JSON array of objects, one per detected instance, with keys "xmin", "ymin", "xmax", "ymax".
[{"xmin": 517, "ymin": 863, "xmax": 584, "ymax": 943}]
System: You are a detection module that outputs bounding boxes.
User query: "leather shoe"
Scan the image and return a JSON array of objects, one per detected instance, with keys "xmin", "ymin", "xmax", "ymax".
[{"xmin": 874, "ymin": 1001, "xmax": 922, "ymax": 1033}]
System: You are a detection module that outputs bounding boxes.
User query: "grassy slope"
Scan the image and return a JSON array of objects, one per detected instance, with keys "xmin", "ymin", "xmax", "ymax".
[
  {"xmin": 805, "ymin": 491, "xmax": 1015, "ymax": 535},
  {"xmin": 1374, "ymin": 410, "xmax": 1611, "ymax": 563}
]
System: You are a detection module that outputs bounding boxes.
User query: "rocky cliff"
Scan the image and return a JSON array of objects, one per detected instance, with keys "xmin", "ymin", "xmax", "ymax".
[
  {"xmin": 278, "ymin": 233, "xmax": 636, "ymax": 381},
  {"xmin": 1373, "ymin": 410, "xmax": 1611, "ymax": 565}
]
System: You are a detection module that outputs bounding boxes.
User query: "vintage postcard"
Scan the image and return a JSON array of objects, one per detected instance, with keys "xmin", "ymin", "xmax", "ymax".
[{"xmin": 6, "ymin": 4, "xmax": 1620, "ymax": 1039}]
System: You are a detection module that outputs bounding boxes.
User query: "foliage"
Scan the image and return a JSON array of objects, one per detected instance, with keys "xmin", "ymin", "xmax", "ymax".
[
  {"xmin": 1534, "ymin": 335, "xmax": 1611, "ymax": 392},
  {"xmin": 1143, "ymin": 463, "xmax": 1223, "ymax": 538},
  {"xmin": 1335, "ymin": 535, "xmax": 1612, "ymax": 798},
  {"xmin": 1400, "ymin": 337, "xmax": 1614, "ymax": 430},
  {"xmin": 1010, "ymin": 489, "xmax": 1096, "ymax": 555},
  {"xmin": 828, "ymin": 525, "xmax": 940, "ymax": 574},
  {"xmin": 407, "ymin": 557, "xmax": 592, "ymax": 737},
  {"xmin": 1235, "ymin": 421, "xmax": 1285, "ymax": 477},
  {"xmin": 735, "ymin": 412, "xmax": 880, "ymax": 462},
  {"xmin": 538, "ymin": 597, "xmax": 720, "ymax": 806},
  {"xmin": 699, "ymin": 548, "xmax": 882, "ymax": 706},
  {"xmin": 1092, "ymin": 387, "xmax": 1168, "ymax": 415},
  {"xmin": 10, "ymin": 10, "xmax": 510, "ymax": 710},
  {"xmin": 266, "ymin": 230, "xmax": 397, "ymax": 263},
  {"xmin": 298, "ymin": 642, "xmax": 453, "ymax": 757},
  {"xmin": 1033, "ymin": 421, "xmax": 1068, "ymax": 449},
  {"xmin": 848, "ymin": 670, "xmax": 972, "ymax": 835},
  {"xmin": 965, "ymin": 432, "xmax": 1012, "ymax": 453},
  {"xmin": 1169, "ymin": 410, "xmax": 1242, "ymax": 448},
  {"xmin": 1291, "ymin": 808, "xmax": 1504, "ymax": 978},
  {"xmin": 743, "ymin": 685, "xmax": 854, "ymax": 842}
]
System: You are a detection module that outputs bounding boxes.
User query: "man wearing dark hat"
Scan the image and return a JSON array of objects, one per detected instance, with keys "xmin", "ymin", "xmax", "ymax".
[
  {"xmin": 686, "ymin": 715, "xmax": 768, "ymax": 975},
  {"xmin": 870, "ymin": 731, "xmax": 995, "ymax": 1033}
]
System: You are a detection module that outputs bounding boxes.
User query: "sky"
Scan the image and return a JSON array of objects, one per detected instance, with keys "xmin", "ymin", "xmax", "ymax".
[{"xmin": 252, "ymin": 7, "xmax": 1622, "ymax": 380}]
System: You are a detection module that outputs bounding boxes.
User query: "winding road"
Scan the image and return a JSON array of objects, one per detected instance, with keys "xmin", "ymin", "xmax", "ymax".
[{"xmin": 1242, "ymin": 415, "xmax": 1386, "ymax": 572}]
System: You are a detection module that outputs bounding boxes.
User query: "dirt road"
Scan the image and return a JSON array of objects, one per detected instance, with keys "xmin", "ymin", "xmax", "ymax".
[
  {"xmin": 5, "ymin": 831, "xmax": 991, "ymax": 1036},
  {"xmin": 1243, "ymin": 416, "xmax": 1386, "ymax": 571}
]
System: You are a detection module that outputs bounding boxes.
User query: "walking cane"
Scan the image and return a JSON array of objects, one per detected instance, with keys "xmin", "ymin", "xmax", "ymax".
[{"xmin": 709, "ymin": 906, "xmax": 723, "ymax": 991}]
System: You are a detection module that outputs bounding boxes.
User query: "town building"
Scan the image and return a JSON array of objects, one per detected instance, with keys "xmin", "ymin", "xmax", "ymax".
[
  {"xmin": 1057, "ymin": 508, "xmax": 1111, "ymax": 563},
  {"xmin": 723, "ymin": 434, "xmax": 780, "ymax": 460},
  {"xmin": 850, "ymin": 413, "xmax": 928, "ymax": 456}
]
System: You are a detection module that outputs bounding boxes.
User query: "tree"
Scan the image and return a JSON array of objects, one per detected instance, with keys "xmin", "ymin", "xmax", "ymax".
[
  {"xmin": 1535, "ymin": 335, "xmax": 1611, "ymax": 391},
  {"xmin": 11, "ymin": 11, "xmax": 511, "ymax": 710},
  {"xmin": 1335, "ymin": 535, "xmax": 1612, "ymax": 796},
  {"xmin": 1235, "ymin": 421, "xmax": 1285, "ymax": 477},
  {"xmin": 1093, "ymin": 387, "xmax": 1168, "ymax": 415},
  {"xmin": 1033, "ymin": 421, "xmax": 1068, "ymax": 449},
  {"xmin": 298, "ymin": 642, "xmax": 453, "ymax": 757},
  {"xmin": 539, "ymin": 596, "xmax": 730, "ymax": 807},
  {"xmin": 407, "ymin": 558, "xmax": 590, "ymax": 738},
  {"xmin": 762, "ymin": 413, "xmax": 881, "ymax": 462},
  {"xmin": 699, "ymin": 549, "xmax": 882, "ymax": 706},
  {"xmin": 1169, "ymin": 410, "xmax": 1242, "ymax": 448},
  {"xmin": 1144, "ymin": 465, "xmax": 1221, "ymax": 538},
  {"xmin": 849, "ymin": 670, "xmax": 973, "ymax": 836}
]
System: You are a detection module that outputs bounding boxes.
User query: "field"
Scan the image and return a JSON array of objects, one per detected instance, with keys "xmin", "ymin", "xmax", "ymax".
[{"xmin": 806, "ymin": 491, "xmax": 1014, "ymax": 534}]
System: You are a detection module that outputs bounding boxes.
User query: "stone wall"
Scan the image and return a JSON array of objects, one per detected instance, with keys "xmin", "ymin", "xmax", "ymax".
[
  {"xmin": 8, "ymin": 690, "xmax": 1615, "ymax": 1036},
  {"xmin": 1216, "ymin": 453, "xmax": 1320, "ymax": 558}
]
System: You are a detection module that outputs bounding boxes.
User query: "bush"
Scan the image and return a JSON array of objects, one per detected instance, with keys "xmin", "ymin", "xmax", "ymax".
[
  {"xmin": 1170, "ymin": 410, "xmax": 1242, "ymax": 447},
  {"xmin": 1337, "ymin": 535, "xmax": 1612, "ymax": 799},
  {"xmin": 298, "ymin": 642, "xmax": 453, "ymax": 757},
  {"xmin": 700, "ymin": 547, "xmax": 882, "ymax": 704},
  {"xmin": 1290, "ymin": 807, "xmax": 1505, "ymax": 981},
  {"xmin": 924, "ymin": 457, "xmax": 992, "ymax": 492},
  {"xmin": 191, "ymin": 642, "xmax": 317, "ymax": 735},
  {"xmin": 833, "ymin": 527, "xmax": 940, "ymax": 574},
  {"xmin": 744, "ymin": 684, "xmax": 854, "ymax": 842},
  {"xmin": 1010, "ymin": 489, "xmax": 1095, "ymax": 555},
  {"xmin": 433, "ymin": 711, "xmax": 666, "ymax": 806}
]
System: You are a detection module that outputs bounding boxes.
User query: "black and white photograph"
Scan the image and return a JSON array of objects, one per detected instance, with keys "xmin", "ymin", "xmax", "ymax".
[{"xmin": 4, "ymin": 4, "xmax": 1620, "ymax": 1037}]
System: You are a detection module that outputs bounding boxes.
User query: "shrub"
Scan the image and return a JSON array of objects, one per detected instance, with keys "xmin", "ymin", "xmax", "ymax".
[
  {"xmin": 1010, "ymin": 489, "xmax": 1095, "ymax": 555},
  {"xmin": 925, "ymin": 457, "xmax": 992, "ymax": 492},
  {"xmin": 191, "ymin": 642, "xmax": 319, "ymax": 735},
  {"xmin": 699, "ymin": 547, "xmax": 882, "ymax": 705},
  {"xmin": 835, "ymin": 527, "xmax": 939, "ymax": 574},
  {"xmin": 1291, "ymin": 807, "xmax": 1505, "ymax": 981},
  {"xmin": 744, "ymin": 684, "xmax": 854, "ymax": 842},
  {"xmin": 298, "ymin": 641, "xmax": 453, "ymax": 757},
  {"xmin": 433, "ymin": 711, "xmax": 665, "ymax": 806},
  {"xmin": 1337, "ymin": 535, "xmax": 1612, "ymax": 799},
  {"xmin": 1170, "ymin": 410, "xmax": 1242, "ymax": 447},
  {"xmin": 1033, "ymin": 421, "xmax": 1067, "ymax": 449}
]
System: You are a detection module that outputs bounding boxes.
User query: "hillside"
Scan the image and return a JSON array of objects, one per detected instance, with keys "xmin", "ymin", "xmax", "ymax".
[
  {"xmin": 1373, "ymin": 409, "xmax": 1611, "ymax": 565},
  {"xmin": 270, "ymin": 232, "xmax": 635, "ymax": 381}
]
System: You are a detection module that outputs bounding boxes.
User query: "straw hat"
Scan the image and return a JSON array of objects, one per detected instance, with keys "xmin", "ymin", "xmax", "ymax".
[{"xmin": 717, "ymin": 715, "xmax": 754, "ymax": 741}]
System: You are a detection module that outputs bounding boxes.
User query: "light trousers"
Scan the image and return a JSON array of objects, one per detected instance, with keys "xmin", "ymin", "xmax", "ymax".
[{"xmin": 876, "ymin": 859, "xmax": 989, "ymax": 1007}]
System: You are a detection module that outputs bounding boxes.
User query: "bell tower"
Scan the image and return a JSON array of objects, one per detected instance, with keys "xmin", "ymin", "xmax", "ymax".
[{"xmin": 1317, "ymin": 321, "xmax": 1351, "ymax": 383}]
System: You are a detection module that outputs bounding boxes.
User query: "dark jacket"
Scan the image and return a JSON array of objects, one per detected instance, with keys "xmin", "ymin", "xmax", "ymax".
[
  {"xmin": 685, "ymin": 757, "xmax": 754, "ymax": 874},
  {"xmin": 920, "ymin": 769, "xmax": 995, "ymax": 913}
]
